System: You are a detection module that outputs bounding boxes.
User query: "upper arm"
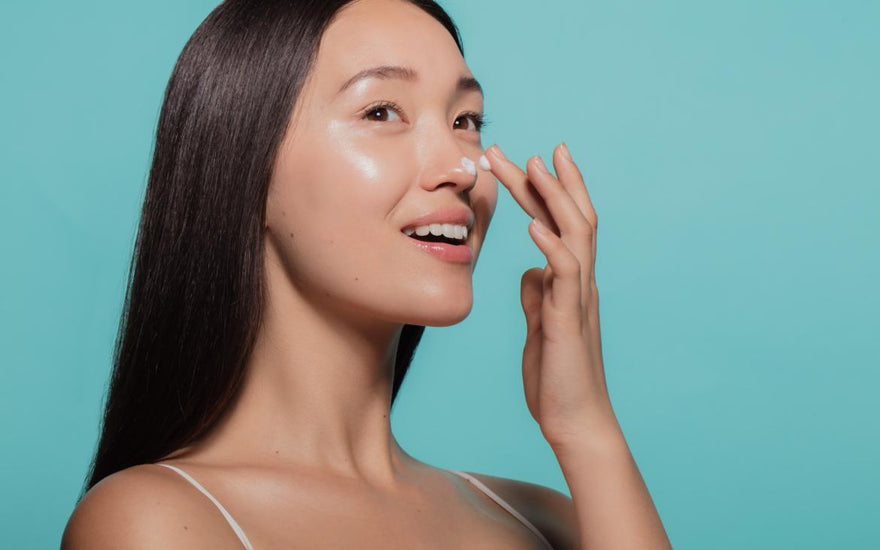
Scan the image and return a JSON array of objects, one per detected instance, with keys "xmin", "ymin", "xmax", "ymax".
[
  {"xmin": 464, "ymin": 471, "xmax": 581, "ymax": 550},
  {"xmin": 61, "ymin": 465, "xmax": 240, "ymax": 550}
]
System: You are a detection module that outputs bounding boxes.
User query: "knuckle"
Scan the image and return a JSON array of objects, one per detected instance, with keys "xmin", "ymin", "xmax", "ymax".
[{"xmin": 581, "ymin": 221, "xmax": 594, "ymax": 239}]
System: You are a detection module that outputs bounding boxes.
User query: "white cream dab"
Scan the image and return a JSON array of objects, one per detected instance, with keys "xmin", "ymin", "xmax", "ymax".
[{"xmin": 460, "ymin": 156, "xmax": 477, "ymax": 176}]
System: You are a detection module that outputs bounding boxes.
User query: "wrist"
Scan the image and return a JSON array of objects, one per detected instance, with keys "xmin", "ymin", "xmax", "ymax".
[{"xmin": 542, "ymin": 406, "xmax": 625, "ymax": 454}]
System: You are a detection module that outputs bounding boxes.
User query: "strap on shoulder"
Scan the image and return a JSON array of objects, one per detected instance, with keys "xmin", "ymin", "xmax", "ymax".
[
  {"xmin": 446, "ymin": 469, "xmax": 555, "ymax": 550},
  {"xmin": 156, "ymin": 463, "xmax": 256, "ymax": 550}
]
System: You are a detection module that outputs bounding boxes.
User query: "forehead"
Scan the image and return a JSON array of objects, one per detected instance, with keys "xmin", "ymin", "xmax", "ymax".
[{"xmin": 310, "ymin": 0, "xmax": 470, "ymax": 97}]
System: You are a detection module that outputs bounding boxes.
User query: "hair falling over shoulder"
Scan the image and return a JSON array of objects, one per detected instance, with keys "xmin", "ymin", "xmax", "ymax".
[{"xmin": 80, "ymin": 0, "xmax": 465, "ymax": 499}]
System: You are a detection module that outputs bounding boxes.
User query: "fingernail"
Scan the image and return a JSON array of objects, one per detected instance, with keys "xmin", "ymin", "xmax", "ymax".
[
  {"xmin": 478, "ymin": 154, "xmax": 491, "ymax": 171},
  {"xmin": 491, "ymin": 144, "xmax": 506, "ymax": 160},
  {"xmin": 534, "ymin": 156, "xmax": 549, "ymax": 173},
  {"xmin": 531, "ymin": 217, "xmax": 549, "ymax": 235},
  {"xmin": 560, "ymin": 142, "xmax": 573, "ymax": 161}
]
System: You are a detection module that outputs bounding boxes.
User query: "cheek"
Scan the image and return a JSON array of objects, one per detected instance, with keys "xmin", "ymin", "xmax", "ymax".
[
  {"xmin": 267, "ymin": 129, "xmax": 409, "ymax": 259},
  {"xmin": 475, "ymin": 172, "xmax": 499, "ymax": 224},
  {"xmin": 315, "ymin": 123, "xmax": 415, "ymax": 233},
  {"xmin": 484, "ymin": 173, "xmax": 499, "ymax": 213}
]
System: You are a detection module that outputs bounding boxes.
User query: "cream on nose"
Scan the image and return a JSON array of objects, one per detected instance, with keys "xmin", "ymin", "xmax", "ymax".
[{"xmin": 460, "ymin": 156, "xmax": 477, "ymax": 176}]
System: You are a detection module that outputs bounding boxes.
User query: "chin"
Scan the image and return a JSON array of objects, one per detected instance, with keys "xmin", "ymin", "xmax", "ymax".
[{"xmin": 407, "ymin": 299, "xmax": 474, "ymax": 327}]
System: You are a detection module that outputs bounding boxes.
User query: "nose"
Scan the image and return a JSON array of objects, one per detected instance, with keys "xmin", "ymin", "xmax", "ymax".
[{"xmin": 417, "ymin": 136, "xmax": 479, "ymax": 196}]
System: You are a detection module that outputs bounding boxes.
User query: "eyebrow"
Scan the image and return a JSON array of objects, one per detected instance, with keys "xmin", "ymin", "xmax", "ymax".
[{"xmin": 336, "ymin": 65, "xmax": 483, "ymax": 99}]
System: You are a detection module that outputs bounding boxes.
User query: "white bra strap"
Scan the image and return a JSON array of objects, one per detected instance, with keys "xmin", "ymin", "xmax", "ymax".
[
  {"xmin": 156, "ymin": 463, "xmax": 255, "ymax": 550},
  {"xmin": 447, "ymin": 469, "xmax": 555, "ymax": 550}
]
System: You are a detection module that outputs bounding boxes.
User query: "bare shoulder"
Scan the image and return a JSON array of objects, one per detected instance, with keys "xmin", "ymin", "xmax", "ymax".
[
  {"xmin": 61, "ymin": 463, "xmax": 244, "ymax": 550},
  {"xmin": 463, "ymin": 471, "xmax": 581, "ymax": 550}
]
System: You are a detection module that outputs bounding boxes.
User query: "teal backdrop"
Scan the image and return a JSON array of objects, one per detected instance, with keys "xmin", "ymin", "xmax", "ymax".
[{"xmin": 1, "ymin": 1, "xmax": 878, "ymax": 548}]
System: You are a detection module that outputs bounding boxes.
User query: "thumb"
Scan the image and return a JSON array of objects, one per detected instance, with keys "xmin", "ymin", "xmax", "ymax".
[{"xmin": 520, "ymin": 267, "xmax": 545, "ymax": 334}]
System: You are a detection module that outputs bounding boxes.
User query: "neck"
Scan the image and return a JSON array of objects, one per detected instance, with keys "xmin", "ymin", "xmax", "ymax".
[{"xmin": 174, "ymin": 245, "xmax": 421, "ymax": 489}]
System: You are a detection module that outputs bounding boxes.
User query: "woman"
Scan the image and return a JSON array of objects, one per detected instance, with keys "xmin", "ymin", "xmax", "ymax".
[{"xmin": 62, "ymin": 0, "xmax": 671, "ymax": 548}]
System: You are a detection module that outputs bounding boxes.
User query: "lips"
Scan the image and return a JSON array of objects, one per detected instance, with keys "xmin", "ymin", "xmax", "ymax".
[{"xmin": 400, "ymin": 206, "xmax": 475, "ymax": 233}]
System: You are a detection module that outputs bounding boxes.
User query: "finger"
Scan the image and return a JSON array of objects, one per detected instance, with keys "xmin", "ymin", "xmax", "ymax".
[
  {"xmin": 542, "ymin": 263, "xmax": 553, "ymax": 311},
  {"xmin": 551, "ymin": 143, "xmax": 597, "ymax": 229},
  {"xmin": 526, "ymin": 154, "xmax": 596, "ymax": 299},
  {"xmin": 520, "ymin": 267, "xmax": 545, "ymax": 336},
  {"xmin": 552, "ymin": 143, "xmax": 598, "ymax": 272},
  {"xmin": 528, "ymin": 217, "xmax": 582, "ymax": 320},
  {"xmin": 525, "ymin": 154, "xmax": 594, "ymax": 245},
  {"xmin": 484, "ymin": 145, "xmax": 557, "ymax": 235},
  {"xmin": 520, "ymin": 267, "xmax": 544, "ymax": 423}
]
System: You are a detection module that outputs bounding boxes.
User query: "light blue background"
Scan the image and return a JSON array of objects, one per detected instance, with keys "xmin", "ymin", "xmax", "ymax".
[{"xmin": 1, "ymin": 1, "xmax": 878, "ymax": 548}]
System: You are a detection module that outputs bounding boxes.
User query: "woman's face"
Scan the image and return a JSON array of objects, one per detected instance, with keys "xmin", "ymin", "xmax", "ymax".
[{"xmin": 265, "ymin": 0, "xmax": 497, "ymax": 327}]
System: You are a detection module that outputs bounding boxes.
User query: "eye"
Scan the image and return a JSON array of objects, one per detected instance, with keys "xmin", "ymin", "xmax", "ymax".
[
  {"xmin": 362, "ymin": 101, "xmax": 491, "ymax": 134},
  {"xmin": 455, "ymin": 111, "xmax": 490, "ymax": 133},
  {"xmin": 362, "ymin": 101, "xmax": 404, "ymax": 123}
]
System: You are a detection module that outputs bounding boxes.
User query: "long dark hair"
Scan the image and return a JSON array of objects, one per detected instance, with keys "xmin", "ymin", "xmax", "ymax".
[{"xmin": 80, "ymin": 0, "xmax": 465, "ymax": 499}]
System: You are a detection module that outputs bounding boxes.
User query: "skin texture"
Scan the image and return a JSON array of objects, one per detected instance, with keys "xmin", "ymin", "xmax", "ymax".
[{"xmin": 62, "ymin": 1, "xmax": 583, "ymax": 549}]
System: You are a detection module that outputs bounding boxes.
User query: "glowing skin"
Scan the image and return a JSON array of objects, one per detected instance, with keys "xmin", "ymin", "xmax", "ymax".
[{"xmin": 167, "ymin": 0, "xmax": 499, "ymax": 504}]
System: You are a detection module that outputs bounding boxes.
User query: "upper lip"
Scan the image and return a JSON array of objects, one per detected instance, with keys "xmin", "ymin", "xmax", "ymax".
[{"xmin": 401, "ymin": 206, "xmax": 475, "ymax": 232}]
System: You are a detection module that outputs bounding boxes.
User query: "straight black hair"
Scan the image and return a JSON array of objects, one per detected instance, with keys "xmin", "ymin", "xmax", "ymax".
[{"xmin": 80, "ymin": 0, "xmax": 465, "ymax": 499}]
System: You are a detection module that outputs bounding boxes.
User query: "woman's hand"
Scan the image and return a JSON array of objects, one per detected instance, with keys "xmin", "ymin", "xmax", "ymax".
[{"xmin": 482, "ymin": 143, "xmax": 618, "ymax": 448}]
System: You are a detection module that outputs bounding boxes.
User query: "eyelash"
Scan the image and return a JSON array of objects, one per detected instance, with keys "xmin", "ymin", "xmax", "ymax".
[{"xmin": 362, "ymin": 100, "xmax": 491, "ymax": 132}]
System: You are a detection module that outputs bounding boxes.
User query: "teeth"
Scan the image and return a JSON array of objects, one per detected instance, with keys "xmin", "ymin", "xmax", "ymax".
[{"xmin": 403, "ymin": 223, "xmax": 468, "ymax": 240}]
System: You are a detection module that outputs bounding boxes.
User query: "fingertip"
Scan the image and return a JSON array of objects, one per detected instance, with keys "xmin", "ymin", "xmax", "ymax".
[
  {"xmin": 529, "ymin": 155, "xmax": 549, "ymax": 174},
  {"xmin": 560, "ymin": 141, "xmax": 573, "ymax": 161},
  {"xmin": 530, "ymin": 216, "xmax": 550, "ymax": 236},
  {"xmin": 488, "ymin": 144, "xmax": 506, "ymax": 161}
]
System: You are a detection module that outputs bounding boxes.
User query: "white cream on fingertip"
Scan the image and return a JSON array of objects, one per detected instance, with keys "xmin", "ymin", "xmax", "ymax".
[
  {"xmin": 460, "ymin": 156, "xmax": 477, "ymax": 176},
  {"xmin": 478, "ymin": 154, "xmax": 491, "ymax": 171}
]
